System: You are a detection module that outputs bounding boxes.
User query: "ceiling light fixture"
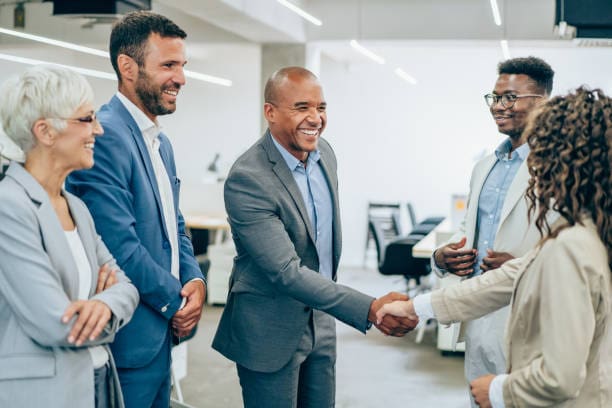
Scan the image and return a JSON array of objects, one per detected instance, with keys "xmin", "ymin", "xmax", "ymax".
[
  {"xmin": 489, "ymin": 0, "xmax": 502, "ymax": 26},
  {"xmin": 349, "ymin": 40, "xmax": 385, "ymax": 64},
  {"xmin": 184, "ymin": 70, "xmax": 232, "ymax": 87},
  {"xmin": 500, "ymin": 40, "xmax": 511, "ymax": 59},
  {"xmin": 394, "ymin": 68, "xmax": 417, "ymax": 85},
  {"xmin": 277, "ymin": 0, "xmax": 322, "ymax": 26},
  {"xmin": 0, "ymin": 52, "xmax": 116, "ymax": 80},
  {"xmin": 0, "ymin": 27, "xmax": 108, "ymax": 57},
  {"xmin": 0, "ymin": 26, "xmax": 233, "ymax": 86}
]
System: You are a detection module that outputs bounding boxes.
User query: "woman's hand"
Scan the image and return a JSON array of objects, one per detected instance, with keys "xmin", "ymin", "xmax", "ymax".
[
  {"xmin": 62, "ymin": 299, "xmax": 111, "ymax": 346},
  {"xmin": 375, "ymin": 299, "xmax": 418, "ymax": 324},
  {"xmin": 95, "ymin": 263, "xmax": 117, "ymax": 294}
]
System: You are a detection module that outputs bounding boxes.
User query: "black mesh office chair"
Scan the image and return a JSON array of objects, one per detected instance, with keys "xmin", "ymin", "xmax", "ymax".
[
  {"xmin": 405, "ymin": 202, "xmax": 445, "ymax": 236},
  {"xmin": 368, "ymin": 219, "xmax": 431, "ymax": 284}
]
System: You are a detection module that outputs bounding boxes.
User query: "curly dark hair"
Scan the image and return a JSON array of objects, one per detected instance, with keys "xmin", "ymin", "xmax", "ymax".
[
  {"xmin": 525, "ymin": 87, "xmax": 611, "ymax": 265},
  {"xmin": 109, "ymin": 11, "xmax": 186, "ymax": 83},
  {"xmin": 498, "ymin": 56, "xmax": 554, "ymax": 95}
]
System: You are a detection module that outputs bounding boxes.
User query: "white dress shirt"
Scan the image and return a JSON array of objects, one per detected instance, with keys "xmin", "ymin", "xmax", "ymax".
[{"xmin": 65, "ymin": 228, "xmax": 109, "ymax": 369}]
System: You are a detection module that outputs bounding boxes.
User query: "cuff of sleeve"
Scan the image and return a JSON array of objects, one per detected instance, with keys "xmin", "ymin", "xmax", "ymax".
[
  {"xmin": 490, "ymin": 374, "xmax": 508, "ymax": 408},
  {"xmin": 430, "ymin": 253, "xmax": 449, "ymax": 277},
  {"xmin": 187, "ymin": 277, "xmax": 206, "ymax": 286},
  {"xmin": 413, "ymin": 293, "xmax": 435, "ymax": 322}
]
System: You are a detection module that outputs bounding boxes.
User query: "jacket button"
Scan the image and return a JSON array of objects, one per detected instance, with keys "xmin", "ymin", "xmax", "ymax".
[
  {"xmin": 161, "ymin": 305, "xmax": 168, "ymax": 313},
  {"xmin": 304, "ymin": 306, "xmax": 311, "ymax": 312}
]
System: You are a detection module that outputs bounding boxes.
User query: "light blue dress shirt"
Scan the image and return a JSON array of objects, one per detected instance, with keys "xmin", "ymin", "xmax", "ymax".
[
  {"xmin": 271, "ymin": 136, "xmax": 334, "ymax": 280},
  {"xmin": 473, "ymin": 139, "xmax": 529, "ymax": 276}
]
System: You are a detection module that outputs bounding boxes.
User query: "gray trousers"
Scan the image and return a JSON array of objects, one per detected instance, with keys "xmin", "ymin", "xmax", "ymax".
[{"xmin": 237, "ymin": 310, "xmax": 337, "ymax": 408}]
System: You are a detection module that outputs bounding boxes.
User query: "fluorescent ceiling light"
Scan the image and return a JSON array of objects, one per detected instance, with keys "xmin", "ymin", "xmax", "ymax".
[
  {"xmin": 0, "ymin": 27, "xmax": 109, "ymax": 57},
  {"xmin": 394, "ymin": 68, "xmax": 417, "ymax": 85},
  {"xmin": 500, "ymin": 40, "xmax": 511, "ymax": 59},
  {"xmin": 489, "ymin": 0, "xmax": 502, "ymax": 26},
  {"xmin": 184, "ymin": 70, "xmax": 232, "ymax": 87},
  {"xmin": 277, "ymin": 0, "xmax": 322, "ymax": 26},
  {"xmin": 0, "ymin": 52, "xmax": 116, "ymax": 80},
  {"xmin": 350, "ymin": 40, "xmax": 385, "ymax": 64},
  {"xmin": 0, "ymin": 26, "xmax": 233, "ymax": 86}
]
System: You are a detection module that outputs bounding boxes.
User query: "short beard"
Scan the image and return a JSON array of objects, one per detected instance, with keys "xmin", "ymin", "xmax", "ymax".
[
  {"xmin": 135, "ymin": 68, "xmax": 176, "ymax": 117},
  {"xmin": 505, "ymin": 128, "xmax": 524, "ymax": 140}
]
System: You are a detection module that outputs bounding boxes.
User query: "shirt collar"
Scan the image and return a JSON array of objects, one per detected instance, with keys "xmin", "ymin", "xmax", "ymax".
[
  {"xmin": 116, "ymin": 91, "xmax": 161, "ymax": 142},
  {"xmin": 270, "ymin": 133, "xmax": 320, "ymax": 170},
  {"xmin": 494, "ymin": 138, "xmax": 529, "ymax": 161}
]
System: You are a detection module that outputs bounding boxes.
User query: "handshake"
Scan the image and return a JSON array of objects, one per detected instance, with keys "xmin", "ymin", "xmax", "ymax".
[{"xmin": 367, "ymin": 292, "xmax": 420, "ymax": 336}]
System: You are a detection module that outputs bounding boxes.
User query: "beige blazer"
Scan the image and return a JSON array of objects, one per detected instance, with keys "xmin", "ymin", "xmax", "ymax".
[
  {"xmin": 433, "ymin": 154, "xmax": 542, "ymax": 277},
  {"xmin": 432, "ymin": 218, "xmax": 611, "ymax": 407}
]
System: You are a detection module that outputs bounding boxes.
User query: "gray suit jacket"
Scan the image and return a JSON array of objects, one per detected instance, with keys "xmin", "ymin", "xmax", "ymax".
[
  {"xmin": 0, "ymin": 162, "xmax": 139, "ymax": 408},
  {"xmin": 212, "ymin": 132, "xmax": 374, "ymax": 372}
]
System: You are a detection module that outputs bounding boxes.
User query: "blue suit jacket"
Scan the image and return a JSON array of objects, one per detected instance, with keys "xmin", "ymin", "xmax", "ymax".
[{"xmin": 66, "ymin": 95, "xmax": 203, "ymax": 368}]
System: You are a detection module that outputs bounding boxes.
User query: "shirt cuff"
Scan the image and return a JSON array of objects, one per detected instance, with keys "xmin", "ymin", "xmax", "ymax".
[
  {"xmin": 490, "ymin": 374, "xmax": 508, "ymax": 408},
  {"xmin": 413, "ymin": 293, "xmax": 435, "ymax": 321},
  {"xmin": 187, "ymin": 277, "xmax": 206, "ymax": 286}
]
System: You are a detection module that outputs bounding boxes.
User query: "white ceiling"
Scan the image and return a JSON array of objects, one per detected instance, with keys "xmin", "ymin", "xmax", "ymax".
[{"xmin": 156, "ymin": 0, "xmax": 560, "ymax": 43}]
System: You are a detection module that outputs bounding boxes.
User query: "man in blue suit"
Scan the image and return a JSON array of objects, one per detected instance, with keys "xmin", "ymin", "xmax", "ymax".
[{"xmin": 67, "ymin": 11, "xmax": 205, "ymax": 408}]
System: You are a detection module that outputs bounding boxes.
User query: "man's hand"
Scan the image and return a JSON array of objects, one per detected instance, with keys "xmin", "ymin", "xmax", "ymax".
[
  {"xmin": 95, "ymin": 263, "xmax": 118, "ymax": 294},
  {"xmin": 480, "ymin": 250, "xmax": 514, "ymax": 272},
  {"xmin": 433, "ymin": 237, "xmax": 477, "ymax": 276},
  {"xmin": 470, "ymin": 374, "xmax": 495, "ymax": 408},
  {"xmin": 375, "ymin": 299, "xmax": 418, "ymax": 323},
  {"xmin": 172, "ymin": 280, "xmax": 206, "ymax": 338},
  {"xmin": 368, "ymin": 292, "xmax": 419, "ymax": 337},
  {"xmin": 62, "ymin": 299, "xmax": 112, "ymax": 346}
]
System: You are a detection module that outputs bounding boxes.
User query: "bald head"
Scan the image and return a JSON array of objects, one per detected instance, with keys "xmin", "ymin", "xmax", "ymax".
[{"xmin": 264, "ymin": 66, "xmax": 319, "ymax": 105}]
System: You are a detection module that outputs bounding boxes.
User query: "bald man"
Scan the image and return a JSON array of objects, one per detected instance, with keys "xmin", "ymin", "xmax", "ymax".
[{"xmin": 212, "ymin": 67, "xmax": 416, "ymax": 407}]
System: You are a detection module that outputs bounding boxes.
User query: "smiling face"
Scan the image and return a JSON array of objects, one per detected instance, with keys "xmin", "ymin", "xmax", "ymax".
[
  {"xmin": 134, "ymin": 33, "xmax": 186, "ymax": 120},
  {"xmin": 264, "ymin": 74, "xmax": 327, "ymax": 161},
  {"xmin": 490, "ymin": 73, "xmax": 543, "ymax": 139},
  {"xmin": 53, "ymin": 103, "xmax": 103, "ymax": 171}
]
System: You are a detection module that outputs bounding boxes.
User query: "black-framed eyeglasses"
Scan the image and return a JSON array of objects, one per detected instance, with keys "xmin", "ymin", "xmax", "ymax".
[
  {"xmin": 484, "ymin": 93, "xmax": 543, "ymax": 108},
  {"xmin": 50, "ymin": 113, "xmax": 98, "ymax": 124}
]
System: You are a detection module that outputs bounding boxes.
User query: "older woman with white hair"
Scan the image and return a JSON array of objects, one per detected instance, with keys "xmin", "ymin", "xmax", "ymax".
[{"xmin": 0, "ymin": 65, "xmax": 139, "ymax": 408}]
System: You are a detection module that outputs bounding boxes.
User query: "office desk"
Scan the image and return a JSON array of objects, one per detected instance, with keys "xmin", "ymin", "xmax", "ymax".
[
  {"xmin": 412, "ymin": 219, "xmax": 465, "ymax": 353},
  {"xmin": 185, "ymin": 214, "xmax": 229, "ymax": 242}
]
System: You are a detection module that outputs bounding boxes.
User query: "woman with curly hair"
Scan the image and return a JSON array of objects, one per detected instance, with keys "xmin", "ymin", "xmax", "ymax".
[{"xmin": 377, "ymin": 86, "xmax": 611, "ymax": 407}]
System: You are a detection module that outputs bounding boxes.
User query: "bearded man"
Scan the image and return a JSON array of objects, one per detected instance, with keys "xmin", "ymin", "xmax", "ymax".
[{"xmin": 66, "ymin": 11, "xmax": 206, "ymax": 408}]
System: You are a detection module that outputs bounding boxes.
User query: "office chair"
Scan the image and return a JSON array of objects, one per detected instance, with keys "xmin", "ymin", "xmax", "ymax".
[
  {"xmin": 364, "ymin": 202, "xmax": 402, "ymax": 264},
  {"xmin": 368, "ymin": 219, "xmax": 431, "ymax": 285},
  {"xmin": 406, "ymin": 202, "xmax": 445, "ymax": 232}
]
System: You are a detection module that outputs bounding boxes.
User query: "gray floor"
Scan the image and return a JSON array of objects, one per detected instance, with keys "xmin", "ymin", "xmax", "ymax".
[{"xmin": 176, "ymin": 267, "xmax": 470, "ymax": 407}]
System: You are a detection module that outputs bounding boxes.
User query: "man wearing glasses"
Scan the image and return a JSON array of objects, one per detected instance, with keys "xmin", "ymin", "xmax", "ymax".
[{"xmin": 431, "ymin": 56, "xmax": 556, "ymax": 407}]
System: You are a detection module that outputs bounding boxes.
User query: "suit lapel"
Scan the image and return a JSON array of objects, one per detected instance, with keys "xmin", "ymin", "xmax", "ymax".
[
  {"xmin": 111, "ymin": 97, "xmax": 169, "ymax": 240},
  {"xmin": 317, "ymin": 153, "xmax": 342, "ymax": 275},
  {"xmin": 6, "ymin": 163, "xmax": 79, "ymax": 299},
  {"xmin": 498, "ymin": 160, "xmax": 529, "ymax": 227},
  {"xmin": 263, "ymin": 132, "xmax": 317, "ymax": 245}
]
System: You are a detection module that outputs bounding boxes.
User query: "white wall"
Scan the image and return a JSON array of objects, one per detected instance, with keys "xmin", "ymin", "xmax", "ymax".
[
  {"xmin": 0, "ymin": 43, "xmax": 262, "ymax": 218},
  {"xmin": 317, "ymin": 40, "xmax": 611, "ymax": 266}
]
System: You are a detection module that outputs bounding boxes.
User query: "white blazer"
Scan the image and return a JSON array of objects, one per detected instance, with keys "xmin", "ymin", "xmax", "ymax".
[{"xmin": 432, "ymin": 151, "xmax": 558, "ymax": 340}]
